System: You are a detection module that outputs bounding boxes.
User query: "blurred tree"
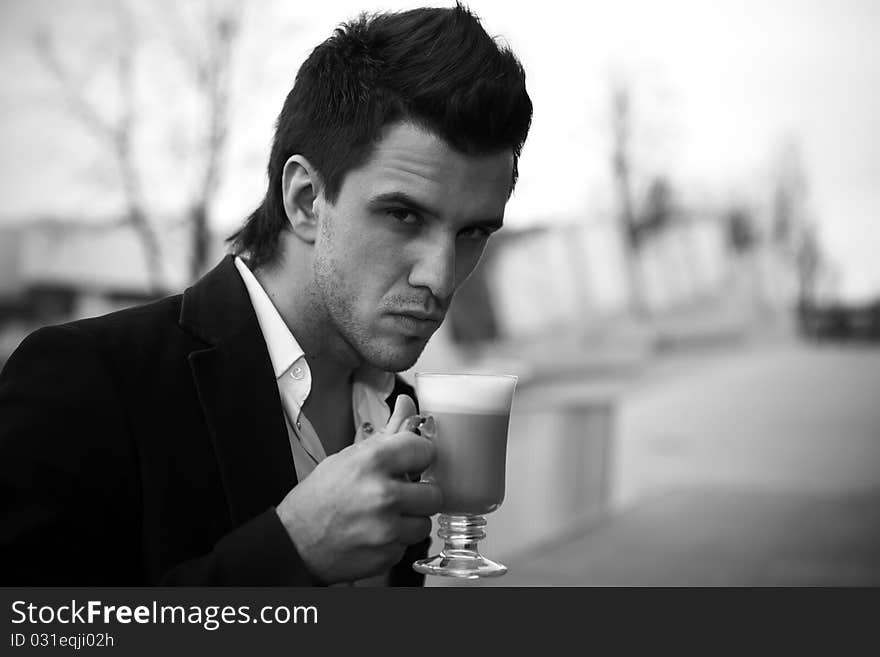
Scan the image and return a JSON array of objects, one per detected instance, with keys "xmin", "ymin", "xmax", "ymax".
[
  {"xmin": 771, "ymin": 139, "xmax": 809, "ymax": 250},
  {"xmin": 725, "ymin": 205, "xmax": 757, "ymax": 254},
  {"xmin": 795, "ymin": 222, "xmax": 822, "ymax": 309},
  {"xmin": 34, "ymin": 3, "xmax": 165, "ymax": 292},
  {"xmin": 154, "ymin": 1, "xmax": 242, "ymax": 281},
  {"xmin": 33, "ymin": 0, "xmax": 243, "ymax": 292},
  {"xmin": 610, "ymin": 83, "xmax": 647, "ymax": 317},
  {"xmin": 611, "ymin": 79, "xmax": 685, "ymax": 317},
  {"xmin": 635, "ymin": 175, "xmax": 675, "ymax": 246},
  {"xmin": 771, "ymin": 139, "xmax": 824, "ymax": 312}
]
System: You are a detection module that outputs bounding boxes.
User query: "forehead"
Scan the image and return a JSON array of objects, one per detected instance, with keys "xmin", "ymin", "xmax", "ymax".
[{"xmin": 340, "ymin": 121, "xmax": 514, "ymax": 219}]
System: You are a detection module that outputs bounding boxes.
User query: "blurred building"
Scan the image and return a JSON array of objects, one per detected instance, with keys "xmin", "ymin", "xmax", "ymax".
[
  {"xmin": 452, "ymin": 208, "xmax": 754, "ymax": 346},
  {"xmin": 1, "ymin": 199, "xmax": 805, "ymax": 366},
  {"xmin": 0, "ymin": 218, "xmax": 227, "ymax": 362}
]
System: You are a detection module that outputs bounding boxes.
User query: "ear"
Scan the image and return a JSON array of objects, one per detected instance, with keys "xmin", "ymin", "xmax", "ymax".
[{"xmin": 281, "ymin": 154, "xmax": 322, "ymax": 243}]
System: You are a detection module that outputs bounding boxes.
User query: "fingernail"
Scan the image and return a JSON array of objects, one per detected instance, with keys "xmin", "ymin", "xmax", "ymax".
[
  {"xmin": 402, "ymin": 415, "xmax": 425, "ymax": 434},
  {"xmin": 420, "ymin": 415, "xmax": 436, "ymax": 438}
]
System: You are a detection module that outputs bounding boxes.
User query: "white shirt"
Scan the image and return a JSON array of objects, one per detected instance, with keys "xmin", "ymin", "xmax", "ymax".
[{"xmin": 234, "ymin": 256, "xmax": 396, "ymax": 586}]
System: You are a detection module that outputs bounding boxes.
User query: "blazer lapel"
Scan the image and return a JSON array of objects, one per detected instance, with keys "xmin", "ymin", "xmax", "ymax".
[{"xmin": 180, "ymin": 256, "xmax": 296, "ymax": 527}]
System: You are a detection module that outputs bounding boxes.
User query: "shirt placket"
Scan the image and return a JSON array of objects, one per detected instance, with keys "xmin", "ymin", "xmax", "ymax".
[{"xmin": 281, "ymin": 360, "xmax": 326, "ymax": 466}]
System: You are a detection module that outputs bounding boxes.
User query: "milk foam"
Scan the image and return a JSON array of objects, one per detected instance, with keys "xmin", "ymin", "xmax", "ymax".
[{"xmin": 415, "ymin": 373, "xmax": 517, "ymax": 414}]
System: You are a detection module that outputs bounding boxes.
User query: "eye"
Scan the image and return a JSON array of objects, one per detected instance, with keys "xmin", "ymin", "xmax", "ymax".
[
  {"xmin": 457, "ymin": 226, "xmax": 495, "ymax": 241},
  {"xmin": 387, "ymin": 208, "xmax": 420, "ymax": 225}
]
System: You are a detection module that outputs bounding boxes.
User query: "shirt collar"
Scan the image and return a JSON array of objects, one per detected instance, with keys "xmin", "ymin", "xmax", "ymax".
[
  {"xmin": 234, "ymin": 256, "xmax": 395, "ymax": 396},
  {"xmin": 234, "ymin": 256, "xmax": 304, "ymax": 379}
]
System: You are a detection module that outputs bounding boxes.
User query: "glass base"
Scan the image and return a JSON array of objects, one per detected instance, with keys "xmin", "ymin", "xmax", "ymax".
[
  {"xmin": 412, "ymin": 513, "xmax": 507, "ymax": 579},
  {"xmin": 413, "ymin": 551, "xmax": 507, "ymax": 579}
]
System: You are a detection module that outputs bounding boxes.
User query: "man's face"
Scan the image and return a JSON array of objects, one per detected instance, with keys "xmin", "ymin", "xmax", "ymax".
[{"xmin": 312, "ymin": 121, "xmax": 514, "ymax": 372}]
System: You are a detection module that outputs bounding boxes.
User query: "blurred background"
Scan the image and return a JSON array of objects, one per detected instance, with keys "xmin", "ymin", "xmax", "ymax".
[{"xmin": 1, "ymin": 0, "xmax": 878, "ymax": 585}]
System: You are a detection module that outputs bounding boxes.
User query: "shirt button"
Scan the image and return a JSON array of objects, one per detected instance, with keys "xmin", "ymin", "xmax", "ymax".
[{"xmin": 291, "ymin": 366, "xmax": 304, "ymax": 380}]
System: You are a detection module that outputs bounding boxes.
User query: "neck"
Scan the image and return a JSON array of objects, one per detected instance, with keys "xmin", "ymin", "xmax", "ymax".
[{"xmin": 252, "ymin": 243, "xmax": 361, "ymax": 395}]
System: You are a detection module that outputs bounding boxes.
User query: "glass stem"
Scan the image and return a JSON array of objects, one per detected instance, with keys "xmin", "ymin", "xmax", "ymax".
[{"xmin": 437, "ymin": 514, "xmax": 487, "ymax": 555}]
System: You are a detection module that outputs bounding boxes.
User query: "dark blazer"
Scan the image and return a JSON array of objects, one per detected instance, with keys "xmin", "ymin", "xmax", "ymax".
[{"xmin": 0, "ymin": 256, "xmax": 428, "ymax": 585}]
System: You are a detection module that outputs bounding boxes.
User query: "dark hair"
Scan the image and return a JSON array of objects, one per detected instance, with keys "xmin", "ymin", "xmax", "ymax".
[{"xmin": 228, "ymin": 3, "xmax": 532, "ymax": 269}]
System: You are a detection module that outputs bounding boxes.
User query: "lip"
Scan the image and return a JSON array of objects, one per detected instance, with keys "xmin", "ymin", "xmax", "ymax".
[
  {"xmin": 386, "ymin": 312, "xmax": 442, "ymax": 336},
  {"xmin": 393, "ymin": 310, "xmax": 444, "ymax": 322}
]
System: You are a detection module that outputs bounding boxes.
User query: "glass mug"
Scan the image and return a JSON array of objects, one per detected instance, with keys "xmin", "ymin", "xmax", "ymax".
[{"xmin": 412, "ymin": 373, "xmax": 517, "ymax": 579}]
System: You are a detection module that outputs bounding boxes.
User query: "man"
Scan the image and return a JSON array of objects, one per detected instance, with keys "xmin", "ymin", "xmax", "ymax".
[{"xmin": 0, "ymin": 4, "xmax": 531, "ymax": 585}]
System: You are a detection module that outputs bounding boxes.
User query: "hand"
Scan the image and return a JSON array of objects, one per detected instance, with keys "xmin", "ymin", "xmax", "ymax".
[
  {"xmin": 275, "ymin": 394, "xmax": 443, "ymax": 584},
  {"xmin": 373, "ymin": 396, "xmax": 433, "ymax": 482}
]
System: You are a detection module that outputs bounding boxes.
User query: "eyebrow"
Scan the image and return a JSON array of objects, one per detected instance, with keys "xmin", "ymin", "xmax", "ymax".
[{"xmin": 368, "ymin": 191, "xmax": 504, "ymax": 231}]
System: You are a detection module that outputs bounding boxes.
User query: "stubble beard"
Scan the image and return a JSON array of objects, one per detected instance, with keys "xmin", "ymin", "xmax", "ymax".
[{"xmin": 312, "ymin": 250, "xmax": 429, "ymax": 373}]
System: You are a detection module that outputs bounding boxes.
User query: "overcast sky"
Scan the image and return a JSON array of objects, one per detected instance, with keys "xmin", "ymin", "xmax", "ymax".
[{"xmin": 1, "ymin": 0, "xmax": 878, "ymax": 298}]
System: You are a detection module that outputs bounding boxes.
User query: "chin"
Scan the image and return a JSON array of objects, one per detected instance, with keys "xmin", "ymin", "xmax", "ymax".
[{"xmin": 363, "ymin": 336, "xmax": 429, "ymax": 372}]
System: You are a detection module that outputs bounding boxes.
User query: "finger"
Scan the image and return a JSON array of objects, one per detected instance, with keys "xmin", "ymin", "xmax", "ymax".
[
  {"xmin": 385, "ymin": 394, "xmax": 417, "ymax": 434},
  {"xmin": 393, "ymin": 515, "xmax": 433, "ymax": 546},
  {"xmin": 365, "ymin": 544, "xmax": 407, "ymax": 572},
  {"xmin": 374, "ymin": 431, "xmax": 435, "ymax": 476},
  {"xmin": 390, "ymin": 479, "xmax": 444, "ymax": 517},
  {"xmin": 400, "ymin": 415, "xmax": 424, "ymax": 435}
]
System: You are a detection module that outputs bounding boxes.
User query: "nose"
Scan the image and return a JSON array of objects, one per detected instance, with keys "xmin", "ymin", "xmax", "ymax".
[{"xmin": 407, "ymin": 235, "xmax": 456, "ymax": 304}]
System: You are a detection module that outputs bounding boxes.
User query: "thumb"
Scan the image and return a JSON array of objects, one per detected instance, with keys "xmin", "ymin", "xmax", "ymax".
[{"xmin": 385, "ymin": 394, "xmax": 418, "ymax": 434}]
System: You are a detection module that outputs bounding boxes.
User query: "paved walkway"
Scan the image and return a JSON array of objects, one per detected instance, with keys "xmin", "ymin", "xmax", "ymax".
[
  {"xmin": 429, "ymin": 340, "xmax": 880, "ymax": 586},
  {"xmin": 450, "ymin": 487, "xmax": 880, "ymax": 586}
]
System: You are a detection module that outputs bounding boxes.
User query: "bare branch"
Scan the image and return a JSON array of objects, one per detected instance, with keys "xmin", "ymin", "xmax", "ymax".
[
  {"xmin": 187, "ymin": 1, "xmax": 243, "ymax": 279},
  {"xmin": 32, "ymin": 0, "xmax": 251, "ymax": 287},
  {"xmin": 32, "ymin": 27, "xmax": 115, "ymax": 141},
  {"xmin": 32, "ymin": 6, "xmax": 168, "ymax": 294},
  {"xmin": 148, "ymin": 1, "xmax": 203, "ymax": 72},
  {"xmin": 198, "ymin": 3, "xmax": 242, "ymax": 200}
]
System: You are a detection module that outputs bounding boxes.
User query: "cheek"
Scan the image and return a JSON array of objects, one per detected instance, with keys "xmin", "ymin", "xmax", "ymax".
[
  {"xmin": 338, "ymin": 245, "xmax": 405, "ymax": 312},
  {"xmin": 317, "ymin": 217, "xmax": 373, "ymax": 280},
  {"xmin": 320, "ymin": 212, "xmax": 427, "ymax": 302},
  {"xmin": 454, "ymin": 243, "xmax": 488, "ymax": 286}
]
